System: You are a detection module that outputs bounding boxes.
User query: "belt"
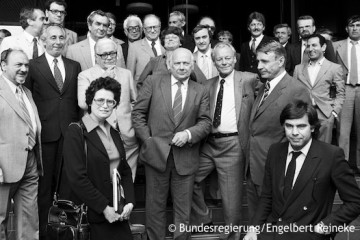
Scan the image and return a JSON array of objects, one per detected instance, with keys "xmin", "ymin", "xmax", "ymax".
[{"xmin": 209, "ymin": 132, "xmax": 238, "ymax": 138}]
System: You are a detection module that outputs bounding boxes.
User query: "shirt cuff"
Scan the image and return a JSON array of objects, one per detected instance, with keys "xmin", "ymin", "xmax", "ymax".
[{"xmin": 185, "ymin": 129, "xmax": 192, "ymax": 142}]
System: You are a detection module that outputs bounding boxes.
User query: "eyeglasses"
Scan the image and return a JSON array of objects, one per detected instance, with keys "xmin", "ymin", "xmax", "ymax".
[
  {"xmin": 96, "ymin": 51, "xmax": 117, "ymax": 60},
  {"xmin": 144, "ymin": 25, "xmax": 160, "ymax": 32},
  {"xmin": 164, "ymin": 35, "xmax": 179, "ymax": 41},
  {"xmin": 127, "ymin": 26, "xmax": 140, "ymax": 32},
  {"xmin": 49, "ymin": 9, "xmax": 67, "ymax": 16},
  {"xmin": 93, "ymin": 98, "xmax": 117, "ymax": 107}
]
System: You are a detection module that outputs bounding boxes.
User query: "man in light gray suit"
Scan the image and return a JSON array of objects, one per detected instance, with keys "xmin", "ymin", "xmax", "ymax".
[
  {"xmin": 78, "ymin": 38, "xmax": 138, "ymax": 180},
  {"xmin": 334, "ymin": 15, "xmax": 360, "ymax": 171},
  {"xmin": 132, "ymin": 48, "xmax": 212, "ymax": 240},
  {"xmin": 191, "ymin": 42, "xmax": 259, "ymax": 240},
  {"xmin": 66, "ymin": 10, "xmax": 125, "ymax": 71},
  {"xmin": 127, "ymin": 14, "xmax": 165, "ymax": 88},
  {"xmin": 0, "ymin": 49, "xmax": 43, "ymax": 240},
  {"xmin": 247, "ymin": 41, "xmax": 311, "ymax": 219},
  {"xmin": 294, "ymin": 33, "xmax": 345, "ymax": 143}
]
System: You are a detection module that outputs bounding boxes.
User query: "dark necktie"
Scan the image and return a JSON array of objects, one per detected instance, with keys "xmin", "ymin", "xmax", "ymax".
[
  {"xmin": 32, "ymin": 38, "xmax": 38, "ymax": 59},
  {"xmin": 251, "ymin": 38, "xmax": 256, "ymax": 54},
  {"xmin": 301, "ymin": 42, "xmax": 309, "ymax": 64},
  {"xmin": 350, "ymin": 40, "xmax": 358, "ymax": 86},
  {"xmin": 213, "ymin": 79, "xmax": 225, "ymax": 128},
  {"xmin": 283, "ymin": 151, "xmax": 302, "ymax": 200},
  {"xmin": 16, "ymin": 86, "xmax": 36, "ymax": 148},
  {"xmin": 258, "ymin": 81, "xmax": 270, "ymax": 108},
  {"xmin": 151, "ymin": 41, "xmax": 158, "ymax": 56},
  {"xmin": 173, "ymin": 81, "xmax": 183, "ymax": 125},
  {"xmin": 53, "ymin": 58, "xmax": 63, "ymax": 91}
]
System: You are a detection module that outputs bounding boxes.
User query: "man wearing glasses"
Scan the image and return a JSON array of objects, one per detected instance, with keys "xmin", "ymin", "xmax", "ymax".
[
  {"xmin": 121, "ymin": 14, "xmax": 143, "ymax": 62},
  {"xmin": 77, "ymin": 38, "xmax": 139, "ymax": 181},
  {"xmin": 24, "ymin": 23, "xmax": 81, "ymax": 240},
  {"xmin": 127, "ymin": 14, "xmax": 165, "ymax": 88},
  {"xmin": 66, "ymin": 10, "xmax": 126, "ymax": 71},
  {"xmin": 105, "ymin": 12, "xmax": 124, "ymax": 46},
  {"xmin": 44, "ymin": 0, "xmax": 77, "ymax": 55}
]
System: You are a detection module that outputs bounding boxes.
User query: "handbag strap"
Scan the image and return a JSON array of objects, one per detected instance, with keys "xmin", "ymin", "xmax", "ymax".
[{"xmin": 54, "ymin": 120, "xmax": 87, "ymax": 202}]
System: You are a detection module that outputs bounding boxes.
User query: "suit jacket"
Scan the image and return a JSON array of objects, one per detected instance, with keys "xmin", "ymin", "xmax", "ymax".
[
  {"xmin": 137, "ymin": 54, "xmax": 207, "ymax": 91},
  {"xmin": 66, "ymin": 38, "xmax": 126, "ymax": 71},
  {"xmin": 112, "ymin": 36, "xmax": 124, "ymax": 46},
  {"xmin": 25, "ymin": 54, "xmax": 81, "ymax": 142},
  {"xmin": 132, "ymin": 73, "xmax": 212, "ymax": 175},
  {"xmin": 62, "ymin": 28, "xmax": 78, "ymax": 56},
  {"xmin": 251, "ymin": 140, "xmax": 360, "ymax": 240},
  {"xmin": 293, "ymin": 58, "xmax": 345, "ymax": 118},
  {"xmin": 193, "ymin": 50, "xmax": 219, "ymax": 79},
  {"xmin": 248, "ymin": 73, "xmax": 311, "ymax": 186},
  {"xmin": 0, "ymin": 31, "xmax": 45, "ymax": 60},
  {"xmin": 78, "ymin": 65, "xmax": 138, "ymax": 146},
  {"xmin": 239, "ymin": 35, "xmax": 275, "ymax": 73},
  {"xmin": 333, "ymin": 39, "xmax": 351, "ymax": 78},
  {"xmin": 126, "ymin": 38, "xmax": 165, "ymax": 84},
  {"xmin": 62, "ymin": 117, "xmax": 135, "ymax": 223},
  {"xmin": 0, "ymin": 77, "xmax": 43, "ymax": 183},
  {"xmin": 182, "ymin": 33, "xmax": 195, "ymax": 52},
  {"xmin": 287, "ymin": 40, "xmax": 336, "ymax": 76},
  {"xmin": 206, "ymin": 71, "xmax": 259, "ymax": 153}
]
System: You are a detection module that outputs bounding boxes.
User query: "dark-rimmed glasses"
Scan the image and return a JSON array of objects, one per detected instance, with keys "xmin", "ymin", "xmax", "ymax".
[{"xmin": 93, "ymin": 98, "xmax": 117, "ymax": 107}]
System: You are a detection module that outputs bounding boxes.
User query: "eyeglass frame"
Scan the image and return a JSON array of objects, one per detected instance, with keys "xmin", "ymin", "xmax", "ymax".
[
  {"xmin": 127, "ymin": 26, "xmax": 141, "ymax": 32},
  {"xmin": 96, "ymin": 51, "xmax": 117, "ymax": 60},
  {"xmin": 48, "ymin": 9, "xmax": 67, "ymax": 16},
  {"xmin": 144, "ymin": 25, "xmax": 161, "ymax": 32},
  {"xmin": 93, "ymin": 98, "xmax": 117, "ymax": 107}
]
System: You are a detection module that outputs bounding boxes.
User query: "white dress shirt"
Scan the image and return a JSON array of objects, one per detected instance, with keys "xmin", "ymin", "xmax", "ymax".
[
  {"xmin": 3, "ymin": 76, "xmax": 37, "ymax": 134},
  {"xmin": 258, "ymin": 70, "xmax": 286, "ymax": 107},
  {"xmin": 212, "ymin": 71, "xmax": 237, "ymax": 133},
  {"xmin": 285, "ymin": 139, "xmax": 312, "ymax": 187},
  {"xmin": 346, "ymin": 38, "xmax": 360, "ymax": 84},
  {"xmin": 249, "ymin": 34, "xmax": 264, "ymax": 50},
  {"xmin": 308, "ymin": 57, "xmax": 325, "ymax": 86},
  {"xmin": 197, "ymin": 48, "xmax": 213, "ymax": 79},
  {"xmin": 88, "ymin": 33, "xmax": 96, "ymax": 67},
  {"xmin": 171, "ymin": 75, "xmax": 188, "ymax": 109},
  {"xmin": 301, "ymin": 40, "xmax": 307, "ymax": 62},
  {"xmin": 145, "ymin": 38, "xmax": 162, "ymax": 56},
  {"xmin": 45, "ymin": 52, "xmax": 66, "ymax": 82}
]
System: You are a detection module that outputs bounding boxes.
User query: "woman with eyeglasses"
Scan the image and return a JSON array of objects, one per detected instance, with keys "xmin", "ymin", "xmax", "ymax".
[
  {"xmin": 62, "ymin": 77, "xmax": 135, "ymax": 240},
  {"xmin": 136, "ymin": 26, "xmax": 207, "ymax": 92}
]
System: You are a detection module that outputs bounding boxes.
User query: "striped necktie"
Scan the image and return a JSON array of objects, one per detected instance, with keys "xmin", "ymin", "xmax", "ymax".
[
  {"xmin": 350, "ymin": 40, "xmax": 359, "ymax": 86},
  {"xmin": 16, "ymin": 86, "xmax": 36, "ymax": 149},
  {"xmin": 53, "ymin": 58, "xmax": 64, "ymax": 91},
  {"xmin": 173, "ymin": 81, "xmax": 183, "ymax": 125},
  {"xmin": 33, "ymin": 38, "xmax": 38, "ymax": 59},
  {"xmin": 258, "ymin": 81, "xmax": 270, "ymax": 108}
]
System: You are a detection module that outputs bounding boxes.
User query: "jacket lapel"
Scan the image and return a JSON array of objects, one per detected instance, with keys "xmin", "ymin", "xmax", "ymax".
[
  {"xmin": 141, "ymin": 38, "xmax": 155, "ymax": 57},
  {"xmin": 84, "ymin": 128, "xmax": 108, "ymax": 158},
  {"xmin": 61, "ymin": 58, "xmax": 72, "ymax": 93},
  {"xmin": 336, "ymin": 40, "xmax": 348, "ymax": 71},
  {"xmin": 250, "ymin": 84, "xmax": 264, "ymax": 122},
  {"xmin": 209, "ymin": 78, "xmax": 218, "ymax": 120},
  {"xmin": 80, "ymin": 39, "xmax": 93, "ymax": 69},
  {"xmin": 179, "ymin": 79, "xmax": 197, "ymax": 126},
  {"xmin": 299, "ymin": 64, "xmax": 312, "ymax": 88},
  {"xmin": 275, "ymin": 145, "xmax": 289, "ymax": 206},
  {"xmin": 36, "ymin": 55, "xmax": 61, "ymax": 93},
  {"xmin": 234, "ymin": 71, "xmax": 243, "ymax": 124},
  {"xmin": 160, "ymin": 76, "xmax": 176, "ymax": 125},
  {"xmin": 313, "ymin": 59, "xmax": 330, "ymax": 87}
]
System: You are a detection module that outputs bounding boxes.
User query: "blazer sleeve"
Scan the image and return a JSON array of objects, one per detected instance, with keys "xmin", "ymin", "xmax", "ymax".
[
  {"xmin": 321, "ymin": 148, "xmax": 360, "ymax": 227},
  {"xmin": 127, "ymin": 44, "xmax": 137, "ymax": 79},
  {"xmin": 332, "ymin": 64, "xmax": 345, "ymax": 115},
  {"xmin": 63, "ymin": 125, "xmax": 109, "ymax": 214},
  {"xmin": 325, "ymin": 40, "xmax": 337, "ymax": 63},
  {"xmin": 137, "ymin": 58, "xmax": 155, "ymax": 91},
  {"xmin": 119, "ymin": 156, "xmax": 135, "ymax": 205}
]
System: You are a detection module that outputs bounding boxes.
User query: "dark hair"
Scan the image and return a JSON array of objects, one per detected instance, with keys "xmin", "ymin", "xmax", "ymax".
[
  {"xmin": 87, "ymin": 10, "xmax": 107, "ymax": 26},
  {"xmin": 217, "ymin": 30, "xmax": 233, "ymax": 43},
  {"xmin": 297, "ymin": 15, "xmax": 315, "ymax": 27},
  {"xmin": 45, "ymin": 0, "xmax": 67, "ymax": 10},
  {"xmin": 280, "ymin": 100, "xmax": 320, "ymax": 138},
  {"xmin": 307, "ymin": 33, "xmax": 326, "ymax": 47},
  {"xmin": 85, "ymin": 77, "xmax": 121, "ymax": 114},
  {"xmin": 0, "ymin": 29, "xmax": 11, "ymax": 37},
  {"xmin": 105, "ymin": 12, "xmax": 116, "ymax": 22},
  {"xmin": 257, "ymin": 40, "xmax": 287, "ymax": 63},
  {"xmin": 19, "ymin": 7, "xmax": 40, "ymax": 29},
  {"xmin": 273, "ymin": 23, "xmax": 292, "ymax": 36},
  {"xmin": 247, "ymin": 12, "xmax": 266, "ymax": 27},
  {"xmin": 160, "ymin": 26, "xmax": 184, "ymax": 46},
  {"xmin": 347, "ymin": 15, "xmax": 360, "ymax": 26},
  {"xmin": 192, "ymin": 24, "xmax": 213, "ymax": 39}
]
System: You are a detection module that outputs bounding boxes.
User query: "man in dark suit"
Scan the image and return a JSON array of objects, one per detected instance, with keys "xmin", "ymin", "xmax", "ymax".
[
  {"xmin": 273, "ymin": 23, "xmax": 292, "ymax": 51},
  {"xmin": 293, "ymin": 34, "xmax": 345, "ymax": 143},
  {"xmin": 244, "ymin": 100, "xmax": 360, "ymax": 240},
  {"xmin": 191, "ymin": 42, "xmax": 259, "ymax": 240},
  {"xmin": 0, "ymin": 49, "xmax": 43, "ymax": 240},
  {"xmin": 247, "ymin": 41, "xmax": 311, "ymax": 219},
  {"xmin": 168, "ymin": 11, "xmax": 195, "ymax": 51},
  {"xmin": 286, "ymin": 15, "xmax": 336, "ymax": 76},
  {"xmin": 121, "ymin": 14, "xmax": 143, "ymax": 63},
  {"xmin": 24, "ymin": 24, "xmax": 81, "ymax": 239},
  {"xmin": 132, "ymin": 48, "xmax": 212, "ymax": 240},
  {"xmin": 239, "ymin": 11, "xmax": 275, "ymax": 74}
]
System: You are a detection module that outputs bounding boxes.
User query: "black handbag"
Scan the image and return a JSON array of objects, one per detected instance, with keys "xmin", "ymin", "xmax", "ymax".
[{"xmin": 46, "ymin": 121, "xmax": 90, "ymax": 240}]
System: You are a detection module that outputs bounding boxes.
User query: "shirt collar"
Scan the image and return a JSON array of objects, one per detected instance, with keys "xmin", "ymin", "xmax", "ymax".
[
  {"xmin": 2, "ymin": 75, "xmax": 19, "ymax": 94},
  {"xmin": 288, "ymin": 138, "xmax": 312, "ymax": 157},
  {"xmin": 219, "ymin": 70, "xmax": 235, "ymax": 86},
  {"xmin": 82, "ymin": 113, "xmax": 112, "ymax": 133},
  {"xmin": 23, "ymin": 30, "xmax": 38, "ymax": 43},
  {"xmin": 268, "ymin": 70, "xmax": 286, "ymax": 89},
  {"xmin": 199, "ymin": 47, "xmax": 212, "ymax": 57},
  {"xmin": 88, "ymin": 35, "xmax": 96, "ymax": 48},
  {"xmin": 146, "ymin": 38, "xmax": 160, "ymax": 46},
  {"xmin": 309, "ymin": 57, "xmax": 325, "ymax": 66},
  {"xmin": 171, "ymin": 75, "xmax": 189, "ymax": 87},
  {"xmin": 252, "ymin": 34, "xmax": 264, "ymax": 42},
  {"xmin": 348, "ymin": 37, "xmax": 360, "ymax": 45},
  {"xmin": 44, "ymin": 51, "xmax": 62, "ymax": 65}
]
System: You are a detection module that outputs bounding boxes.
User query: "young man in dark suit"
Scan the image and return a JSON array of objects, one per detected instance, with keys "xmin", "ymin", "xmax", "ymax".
[
  {"xmin": 25, "ymin": 23, "xmax": 81, "ymax": 239},
  {"xmin": 244, "ymin": 100, "xmax": 360, "ymax": 240}
]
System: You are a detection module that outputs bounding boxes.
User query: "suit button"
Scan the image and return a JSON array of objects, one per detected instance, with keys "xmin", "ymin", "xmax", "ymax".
[
  {"xmin": 25, "ymin": 147, "xmax": 29, "ymax": 151},
  {"xmin": 26, "ymin": 133, "xmax": 30, "ymax": 136},
  {"xmin": 59, "ymin": 97, "xmax": 62, "ymax": 100},
  {"xmin": 278, "ymin": 218, "xmax": 282, "ymax": 222},
  {"xmin": 303, "ymin": 206, "xmax": 308, "ymax": 210}
]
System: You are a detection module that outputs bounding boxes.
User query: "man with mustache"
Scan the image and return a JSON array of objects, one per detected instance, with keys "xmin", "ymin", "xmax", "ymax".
[
  {"xmin": 286, "ymin": 15, "xmax": 336, "ymax": 75},
  {"xmin": 66, "ymin": 10, "xmax": 125, "ymax": 71},
  {"xmin": 239, "ymin": 11, "xmax": 276, "ymax": 74},
  {"xmin": 24, "ymin": 24, "xmax": 81, "ymax": 239}
]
